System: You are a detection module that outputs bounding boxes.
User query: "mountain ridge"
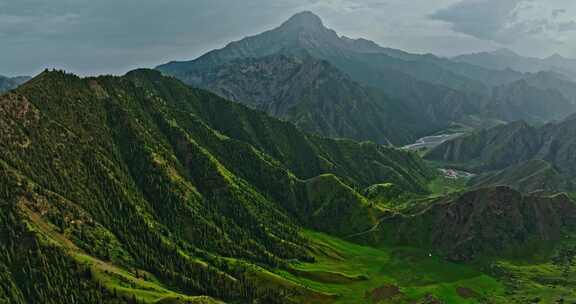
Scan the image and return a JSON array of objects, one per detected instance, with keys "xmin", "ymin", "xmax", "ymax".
[
  {"xmin": 454, "ymin": 49, "xmax": 576, "ymax": 78},
  {"xmin": 157, "ymin": 11, "xmax": 541, "ymax": 144},
  {"xmin": 167, "ymin": 52, "xmax": 426, "ymax": 145},
  {"xmin": 426, "ymin": 115, "xmax": 576, "ymax": 192},
  {"xmin": 7, "ymin": 10, "xmax": 576, "ymax": 303},
  {"xmin": 0, "ymin": 68, "xmax": 442, "ymax": 303},
  {"xmin": 4, "ymin": 68, "xmax": 576, "ymax": 303}
]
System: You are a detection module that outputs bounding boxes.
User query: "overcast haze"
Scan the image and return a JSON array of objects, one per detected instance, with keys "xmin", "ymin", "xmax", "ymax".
[{"xmin": 2, "ymin": 0, "xmax": 576, "ymax": 76}]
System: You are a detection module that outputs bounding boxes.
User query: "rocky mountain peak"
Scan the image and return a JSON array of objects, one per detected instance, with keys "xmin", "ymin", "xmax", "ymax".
[
  {"xmin": 280, "ymin": 11, "xmax": 325, "ymax": 31},
  {"xmin": 272, "ymin": 11, "xmax": 344, "ymax": 52}
]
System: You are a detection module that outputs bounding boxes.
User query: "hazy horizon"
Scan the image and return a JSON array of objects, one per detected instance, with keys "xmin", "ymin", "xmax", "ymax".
[{"xmin": 2, "ymin": 0, "xmax": 576, "ymax": 76}]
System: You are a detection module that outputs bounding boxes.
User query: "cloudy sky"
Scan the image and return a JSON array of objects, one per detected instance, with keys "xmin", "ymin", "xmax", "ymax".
[{"xmin": 2, "ymin": 0, "xmax": 576, "ymax": 76}]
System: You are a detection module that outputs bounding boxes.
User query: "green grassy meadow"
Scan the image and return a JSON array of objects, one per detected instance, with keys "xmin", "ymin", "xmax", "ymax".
[{"xmin": 282, "ymin": 231, "xmax": 507, "ymax": 303}]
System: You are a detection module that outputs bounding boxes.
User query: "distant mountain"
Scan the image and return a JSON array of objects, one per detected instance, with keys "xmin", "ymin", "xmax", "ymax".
[
  {"xmin": 171, "ymin": 52, "xmax": 426, "ymax": 144},
  {"xmin": 522, "ymin": 71, "xmax": 576, "ymax": 104},
  {"xmin": 0, "ymin": 75, "xmax": 30, "ymax": 93},
  {"xmin": 484, "ymin": 78, "xmax": 576, "ymax": 123},
  {"xmin": 426, "ymin": 120, "xmax": 543, "ymax": 171},
  {"xmin": 159, "ymin": 12, "xmax": 523, "ymax": 92},
  {"xmin": 454, "ymin": 48, "xmax": 576, "ymax": 78},
  {"xmin": 157, "ymin": 12, "xmax": 529, "ymax": 143},
  {"xmin": 427, "ymin": 115, "xmax": 576, "ymax": 191},
  {"xmin": 157, "ymin": 11, "xmax": 384, "ymax": 75}
]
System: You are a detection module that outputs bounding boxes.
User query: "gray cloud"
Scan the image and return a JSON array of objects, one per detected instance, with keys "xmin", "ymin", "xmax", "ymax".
[
  {"xmin": 430, "ymin": 0, "xmax": 576, "ymax": 45},
  {"xmin": 0, "ymin": 0, "xmax": 314, "ymax": 76},
  {"xmin": 429, "ymin": 0, "xmax": 531, "ymax": 43},
  {"xmin": 1, "ymin": 0, "xmax": 575, "ymax": 76},
  {"xmin": 553, "ymin": 8, "xmax": 567, "ymax": 18},
  {"xmin": 558, "ymin": 21, "xmax": 576, "ymax": 32}
]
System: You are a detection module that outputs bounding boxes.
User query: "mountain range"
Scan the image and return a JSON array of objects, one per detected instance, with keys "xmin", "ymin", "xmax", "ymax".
[
  {"xmin": 0, "ymin": 75, "xmax": 30, "ymax": 93},
  {"xmin": 167, "ymin": 52, "xmax": 421, "ymax": 145},
  {"xmin": 454, "ymin": 48, "xmax": 576, "ymax": 78},
  {"xmin": 485, "ymin": 75, "xmax": 575, "ymax": 123},
  {"xmin": 5, "ymin": 10, "xmax": 576, "ymax": 304},
  {"xmin": 158, "ymin": 12, "xmax": 576, "ymax": 144},
  {"xmin": 4, "ymin": 64, "xmax": 576, "ymax": 303}
]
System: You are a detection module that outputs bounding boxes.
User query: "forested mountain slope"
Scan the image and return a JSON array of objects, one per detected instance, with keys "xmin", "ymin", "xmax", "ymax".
[
  {"xmin": 4, "ymin": 69, "xmax": 576, "ymax": 303},
  {"xmin": 0, "ymin": 69, "xmax": 433, "ymax": 303},
  {"xmin": 373, "ymin": 187, "xmax": 576, "ymax": 261}
]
